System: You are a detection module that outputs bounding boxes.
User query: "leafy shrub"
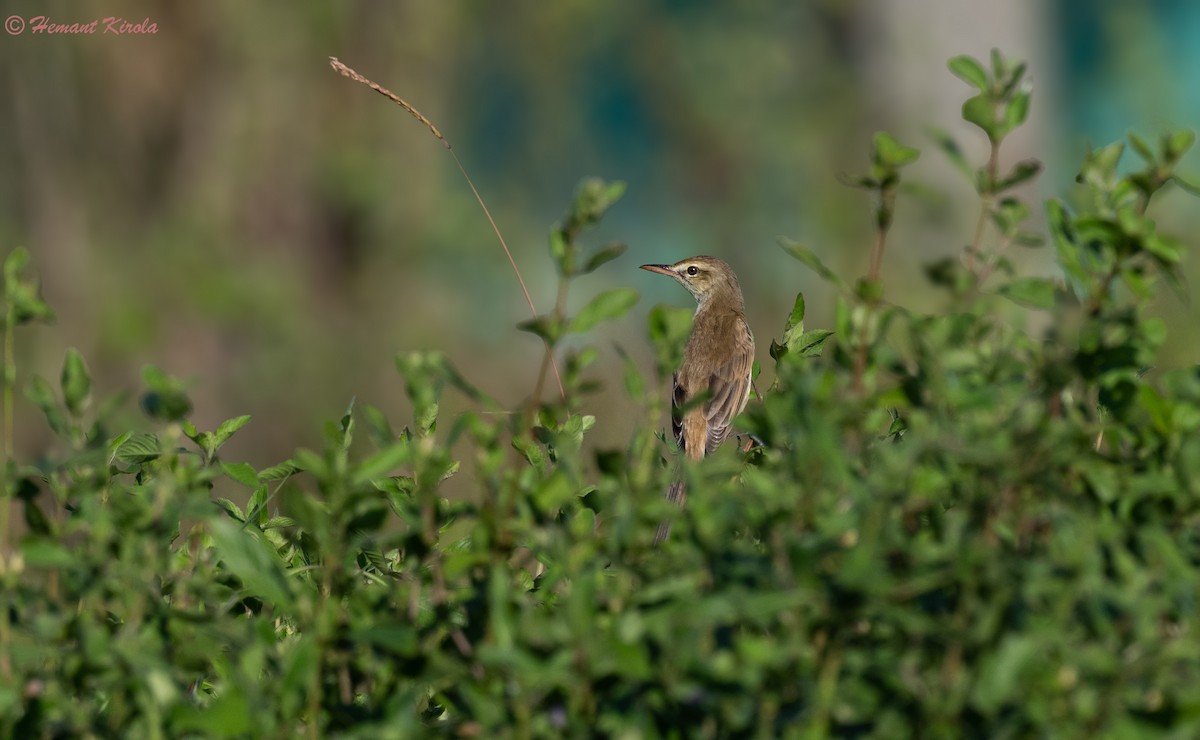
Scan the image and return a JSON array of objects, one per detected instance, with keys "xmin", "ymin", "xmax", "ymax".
[{"xmin": 4, "ymin": 50, "xmax": 1200, "ymax": 738}]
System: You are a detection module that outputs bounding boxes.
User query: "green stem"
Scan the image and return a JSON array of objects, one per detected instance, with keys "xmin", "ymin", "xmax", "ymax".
[
  {"xmin": 1, "ymin": 300, "xmax": 12, "ymax": 551},
  {"xmin": 966, "ymin": 137, "xmax": 1001, "ymax": 273},
  {"xmin": 529, "ymin": 277, "xmax": 571, "ymax": 416}
]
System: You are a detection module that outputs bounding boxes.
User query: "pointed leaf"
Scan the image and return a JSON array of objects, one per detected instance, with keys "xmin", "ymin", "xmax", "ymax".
[
  {"xmin": 1164, "ymin": 129, "xmax": 1196, "ymax": 162},
  {"xmin": 570, "ymin": 288, "xmax": 638, "ymax": 334},
  {"xmin": 778, "ymin": 238, "xmax": 847, "ymax": 290},
  {"xmin": 26, "ymin": 375, "xmax": 67, "ymax": 437},
  {"xmin": 998, "ymin": 277, "xmax": 1056, "ymax": 309},
  {"xmin": 927, "ymin": 126, "xmax": 973, "ymax": 180},
  {"xmin": 1000, "ymin": 89, "xmax": 1031, "ymax": 136},
  {"xmin": 351, "ymin": 442, "xmax": 411, "ymax": 485},
  {"xmin": 221, "ymin": 462, "xmax": 260, "ymax": 489},
  {"xmin": 1129, "ymin": 132, "xmax": 1155, "ymax": 163},
  {"xmin": 517, "ymin": 315, "xmax": 563, "ymax": 344},
  {"xmin": 784, "ymin": 292, "xmax": 805, "ymax": 334},
  {"xmin": 796, "ymin": 329, "xmax": 835, "ymax": 357},
  {"xmin": 873, "ymin": 131, "xmax": 920, "ymax": 168},
  {"xmin": 581, "ymin": 242, "xmax": 627, "ymax": 275},
  {"xmin": 213, "ymin": 415, "xmax": 252, "ymax": 449},
  {"xmin": 111, "ymin": 432, "xmax": 162, "ymax": 465},
  {"xmin": 260, "ymin": 459, "xmax": 301, "ymax": 481},
  {"xmin": 948, "ymin": 55, "xmax": 988, "ymax": 90},
  {"xmin": 206, "ymin": 516, "xmax": 295, "ymax": 611},
  {"xmin": 996, "ymin": 159, "xmax": 1042, "ymax": 191},
  {"xmin": 60, "ymin": 348, "xmax": 91, "ymax": 418}
]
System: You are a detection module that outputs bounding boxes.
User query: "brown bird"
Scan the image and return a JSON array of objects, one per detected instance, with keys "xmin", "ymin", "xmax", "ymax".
[{"xmin": 640, "ymin": 256, "xmax": 755, "ymax": 543}]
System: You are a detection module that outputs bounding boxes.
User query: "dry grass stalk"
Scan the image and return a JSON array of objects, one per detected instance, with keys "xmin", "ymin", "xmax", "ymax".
[
  {"xmin": 328, "ymin": 57, "xmax": 566, "ymax": 403},
  {"xmin": 329, "ymin": 57, "xmax": 449, "ymax": 149}
]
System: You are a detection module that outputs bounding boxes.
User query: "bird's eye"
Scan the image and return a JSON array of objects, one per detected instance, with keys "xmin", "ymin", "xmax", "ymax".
[{"xmin": 686, "ymin": 266, "xmax": 698, "ymax": 276}]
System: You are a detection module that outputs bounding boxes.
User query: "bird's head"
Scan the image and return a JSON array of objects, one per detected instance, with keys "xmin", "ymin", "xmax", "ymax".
[{"xmin": 639, "ymin": 255, "xmax": 744, "ymax": 309}]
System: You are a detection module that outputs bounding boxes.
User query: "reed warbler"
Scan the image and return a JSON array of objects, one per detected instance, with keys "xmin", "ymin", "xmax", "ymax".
[{"xmin": 640, "ymin": 256, "xmax": 754, "ymax": 543}]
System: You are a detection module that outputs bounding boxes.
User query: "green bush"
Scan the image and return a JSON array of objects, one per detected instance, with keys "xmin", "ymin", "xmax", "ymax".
[{"xmin": 4, "ymin": 50, "xmax": 1200, "ymax": 738}]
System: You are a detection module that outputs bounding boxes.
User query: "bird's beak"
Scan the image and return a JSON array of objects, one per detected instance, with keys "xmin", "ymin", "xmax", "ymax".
[{"xmin": 639, "ymin": 264, "xmax": 674, "ymax": 276}]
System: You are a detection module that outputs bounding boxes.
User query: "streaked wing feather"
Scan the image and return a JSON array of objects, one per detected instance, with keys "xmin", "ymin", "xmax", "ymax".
[
  {"xmin": 671, "ymin": 373, "xmax": 685, "ymax": 447},
  {"xmin": 703, "ymin": 325, "xmax": 754, "ymax": 454}
]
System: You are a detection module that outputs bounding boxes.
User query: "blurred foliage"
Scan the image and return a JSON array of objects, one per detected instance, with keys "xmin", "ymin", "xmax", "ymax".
[{"xmin": 5, "ymin": 51, "xmax": 1200, "ymax": 736}]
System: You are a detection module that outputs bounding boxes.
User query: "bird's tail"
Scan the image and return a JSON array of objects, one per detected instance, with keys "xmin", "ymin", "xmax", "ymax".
[{"xmin": 653, "ymin": 479, "xmax": 687, "ymax": 544}]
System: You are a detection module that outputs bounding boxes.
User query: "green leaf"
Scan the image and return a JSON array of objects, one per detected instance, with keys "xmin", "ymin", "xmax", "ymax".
[
  {"xmin": 516, "ymin": 315, "xmax": 563, "ymax": 344},
  {"xmin": 873, "ymin": 131, "xmax": 920, "ymax": 168},
  {"xmin": 3, "ymin": 246, "xmax": 28, "ymax": 284},
  {"xmin": 25, "ymin": 375, "xmax": 67, "ymax": 437},
  {"xmin": 962, "ymin": 95, "xmax": 997, "ymax": 141},
  {"xmin": 569, "ymin": 178, "xmax": 627, "ymax": 229},
  {"xmin": 970, "ymin": 635, "xmax": 1039, "ymax": 715},
  {"xmin": 927, "ymin": 126, "xmax": 973, "ymax": 180},
  {"xmin": 3, "ymin": 247, "xmax": 55, "ymax": 326},
  {"xmin": 337, "ymin": 396, "xmax": 355, "ymax": 449},
  {"xmin": 776, "ymin": 293, "xmax": 832, "ymax": 358},
  {"xmin": 581, "ymin": 242, "xmax": 627, "ymax": 275},
  {"xmin": 1013, "ymin": 231, "xmax": 1044, "ymax": 248},
  {"xmin": 990, "ymin": 197, "xmax": 1029, "ymax": 235},
  {"xmin": 768, "ymin": 338, "xmax": 786, "ymax": 361},
  {"xmin": 111, "ymin": 432, "xmax": 161, "ymax": 465},
  {"xmin": 995, "ymin": 159, "xmax": 1042, "ymax": 191},
  {"xmin": 206, "ymin": 516, "xmax": 295, "ymax": 612},
  {"xmin": 351, "ymin": 442, "xmax": 411, "ymax": 485},
  {"xmin": 1144, "ymin": 233, "xmax": 1182, "ymax": 264},
  {"xmin": 615, "ymin": 344, "xmax": 645, "ymax": 399},
  {"xmin": 213, "ymin": 415, "xmax": 252, "ymax": 449},
  {"xmin": 549, "ymin": 228, "xmax": 573, "ymax": 276},
  {"xmin": 221, "ymin": 462, "xmax": 260, "ymax": 489},
  {"xmin": 259, "ymin": 459, "xmax": 301, "ymax": 481},
  {"xmin": 998, "ymin": 277, "xmax": 1056, "ymax": 309},
  {"xmin": 21, "ymin": 539, "xmax": 73, "ymax": 568},
  {"xmin": 1129, "ymin": 132, "xmax": 1155, "ymax": 163},
  {"xmin": 796, "ymin": 329, "xmax": 835, "ymax": 357},
  {"xmin": 1089, "ymin": 142, "xmax": 1125, "ymax": 180},
  {"xmin": 948, "ymin": 55, "xmax": 988, "ymax": 90},
  {"xmin": 361, "ymin": 404, "xmax": 397, "ymax": 449},
  {"xmin": 778, "ymin": 238, "xmax": 847, "ymax": 290},
  {"xmin": 60, "ymin": 348, "xmax": 91, "ymax": 418},
  {"xmin": 569, "ymin": 288, "xmax": 638, "ymax": 334},
  {"xmin": 783, "ymin": 292, "xmax": 805, "ymax": 334},
  {"xmin": 648, "ymin": 304, "xmax": 692, "ymax": 379},
  {"xmin": 999, "ymin": 88, "xmax": 1031, "ymax": 136},
  {"xmin": 999, "ymin": 62, "xmax": 1028, "ymax": 98},
  {"xmin": 1164, "ymin": 129, "xmax": 1196, "ymax": 162},
  {"xmin": 213, "ymin": 497, "xmax": 245, "ymax": 521},
  {"xmin": 511, "ymin": 436, "xmax": 547, "ymax": 473},
  {"xmin": 990, "ymin": 48, "xmax": 1007, "ymax": 79}
]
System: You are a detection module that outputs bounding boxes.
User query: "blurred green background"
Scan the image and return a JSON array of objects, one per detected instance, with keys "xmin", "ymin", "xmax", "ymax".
[{"xmin": 2, "ymin": 0, "xmax": 1198, "ymax": 468}]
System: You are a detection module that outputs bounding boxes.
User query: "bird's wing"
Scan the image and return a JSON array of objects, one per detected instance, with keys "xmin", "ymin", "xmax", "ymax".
[
  {"xmin": 702, "ymin": 321, "xmax": 754, "ymax": 455},
  {"xmin": 671, "ymin": 319, "xmax": 754, "ymax": 458}
]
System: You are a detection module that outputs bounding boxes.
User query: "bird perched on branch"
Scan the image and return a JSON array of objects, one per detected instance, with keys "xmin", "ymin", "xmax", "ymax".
[{"xmin": 640, "ymin": 256, "xmax": 754, "ymax": 543}]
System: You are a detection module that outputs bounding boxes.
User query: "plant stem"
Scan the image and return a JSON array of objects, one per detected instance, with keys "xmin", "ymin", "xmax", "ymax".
[
  {"xmin": 1, "ymin": 301, "xmax": 12, "ymax": 552},
  {"xmin": 530, "ymin": 278, "xmax": 571, "ymax": 413},
  {"xmin": 854, "ymin": 187, "xmax": 895, "ymax": 392},
  {"xmin": 966, "ymin": 138, "xmax": 1001, "ymax": 272}
]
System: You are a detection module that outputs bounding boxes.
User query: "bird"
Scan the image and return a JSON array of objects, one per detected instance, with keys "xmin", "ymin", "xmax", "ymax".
[{"xmin": 640, "ymin": 256, "xmax": 755, "ymax": 543}]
